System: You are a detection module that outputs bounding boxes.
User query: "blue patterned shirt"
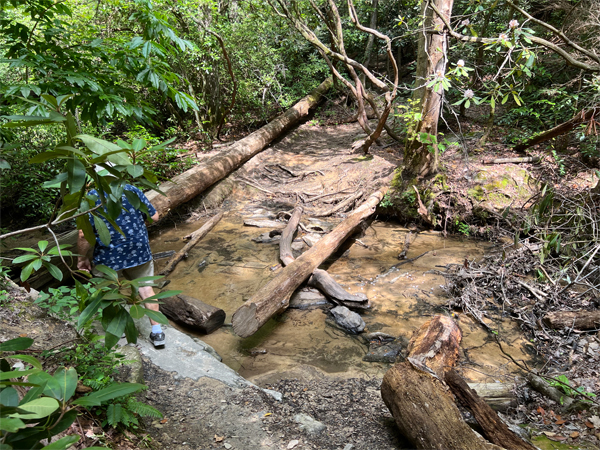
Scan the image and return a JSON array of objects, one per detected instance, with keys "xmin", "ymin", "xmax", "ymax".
[{"xmin": 89, "ymin": 185, "xmax": 157, "ymax": 271}]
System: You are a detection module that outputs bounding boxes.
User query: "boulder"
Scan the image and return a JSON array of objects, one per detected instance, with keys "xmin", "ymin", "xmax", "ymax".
[{"xmin": 329, "ymin": 306, "xmax": 365, "ymax": 334}]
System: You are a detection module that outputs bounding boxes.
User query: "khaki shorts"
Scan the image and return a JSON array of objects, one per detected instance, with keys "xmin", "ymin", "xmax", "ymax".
[{"xmin": 92, "ymin": 260, "xmax": 155, "ymax": 286}]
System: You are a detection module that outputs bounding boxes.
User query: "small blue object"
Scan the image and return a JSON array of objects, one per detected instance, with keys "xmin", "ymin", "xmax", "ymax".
[{"xmin": 152, "ymin": 324, "xmax": 162, "ymax": 334}]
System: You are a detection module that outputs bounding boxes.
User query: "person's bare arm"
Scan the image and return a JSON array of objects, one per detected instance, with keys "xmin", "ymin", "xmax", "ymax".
[
  {"xmin": 150, "ymin": 211, "xmax": 159, "ymax": 222},
  {"xmin": 77, "ymin": 230, "xmax": 93, "ymax": 272}
]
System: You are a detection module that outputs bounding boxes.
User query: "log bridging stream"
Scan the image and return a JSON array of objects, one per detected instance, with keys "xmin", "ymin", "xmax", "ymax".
[{"xmin": 231, "ymin": 187, "xmax": 386, "ymax": 338}]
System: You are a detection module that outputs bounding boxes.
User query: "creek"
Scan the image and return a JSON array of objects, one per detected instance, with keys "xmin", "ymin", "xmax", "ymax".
[{"xmin": 150, "ymin": 199, "xmax": 536, "ymax": 384}]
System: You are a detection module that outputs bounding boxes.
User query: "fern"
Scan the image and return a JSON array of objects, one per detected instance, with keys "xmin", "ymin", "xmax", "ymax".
[
  {"xmin": 127, "ymin": 398, "xmax": 163, "ymax": 419},
  {"xmin": 106, "ymin": 404, "xmax": 123, "ymax": 426}
]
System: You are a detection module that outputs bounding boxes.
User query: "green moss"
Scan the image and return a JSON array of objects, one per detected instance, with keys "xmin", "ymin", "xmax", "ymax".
[
  {"xmin": 467, "ymin": 186, "xmax": 486, "ymax": 201},
  {"xmin": 531, "ymin": 435, "xmax": 594, "ymax": 450}
]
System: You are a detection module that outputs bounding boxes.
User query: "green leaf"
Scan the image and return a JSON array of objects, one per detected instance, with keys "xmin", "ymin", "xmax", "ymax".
[
  {"xmin": 144, "ymin": 309, "xmax": 168, "ymax": 324},
  {"xmin": 79, "ymin": 383, "xmax": 145, "ymax": 405},
  {"xmin": 41, "ymin": 94, "xmax": 58, "ymax": 108},
  {"xmin": 94, "ymin": 218, "xmax": 111, "ymax": 246},
  {"xmin": 76, "ymin": 135, "xmax": 130, "ymax": 166},
  {"xmin": 21, "ymin": 382, "xmax": 46, "ymax": 404},
  {"xmin": 106, "ymin": 403, "xmax": 123, "ymax": 426},
  {"xmin": 103, "ymin": 332, "xmax": 120, "ymax": 349},
  {"xmin": 132, "ymin": 138, "xmax": 146, "ymax": 152},
  {"xmin": 127, "ymin": 164, "xmax": 144, "ymax": 178},
  {"xmin": 0, "ymin": 368, "xmax": 39, "ymax": 380},
  {"xmin": 93, "ymin": 265, "xmax": 118, "ymax": 281},
  {"xmin": 11, "ymin": 254, "xmax": 39, "ymax": 264},
  {"xmin": 0, "ymin": 416, "xmax": 26, "ymax": 433},
  {"xmin": 53, "ymin": 367, "xmax": 78, "ymax": 402},
  {"xmin": 41, "ymin": 435, "xmax": 80, "ymax": 450},
  {"xmin": 0, "ymin": 337, "xmax": 34, "ymax": 352},
  {"xmin": 29, "ymin": 151, "xmax": 65, "ymax": 164},
  {"xmin": 28, "ymin": 371, "xmax": 62, "ymax": 400},
  {"xmin": 20, "ymin": 261, "xmax": 35, "ymax": 282},
  {"xmin": 78, "ymin": 294, "xmax": 104, "ymax": 329},
  {"xmin": 144, "ymin": 290, "xmax": 182, "ymax": 301},
  {"xmin": 43, "ymin": 262, "xmax": 63, "ymax": 282},
  {"xmin": 129, "ymin": 304, "xmax": 146, "ymax": 319},
  {"xmin": 9, "ymin": 354, "xmax": 42, "ymax": 370},
  {"xmin": 67, "ymin": 158, "xmax": 87, "ymax": 195},
  {"xmin": 11, "ymin": 397, "xmax": 59, "ymax": 419},
  {"xmin": 106, "ymin": 307, "xmax": 130, "ymax": 337},
  {"xmin": 124, "ymin": 314, "xmax": 137, "ymax": 344},
  {"xmin": 0, "ymin": 387, "xmax": 20, "ymax": 406}
]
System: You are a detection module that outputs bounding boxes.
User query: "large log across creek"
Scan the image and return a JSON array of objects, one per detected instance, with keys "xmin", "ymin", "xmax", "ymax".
[
  {"xmin": 232, "ymin": 188, "xmax": 387, "ymax": 338},
  {"xmin": 381, "ymin": 315, "xmax": 533, "ymax": 450},
  {"xmin": 146, "ymin": 77, "xmax": 333, "ymax": 218}
]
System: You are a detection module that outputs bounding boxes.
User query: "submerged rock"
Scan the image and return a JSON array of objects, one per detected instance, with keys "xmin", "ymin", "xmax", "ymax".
[
  {"xmin": 363, "ymin": 338, "xmax": 403, "ymax": 363},
  {"xmin": 330, "ymin": 306, "xmax": 365, "ymax": 334},
  {"xmin": 289, "ymin": 288, "xmax": 329, "ymax": 310}
]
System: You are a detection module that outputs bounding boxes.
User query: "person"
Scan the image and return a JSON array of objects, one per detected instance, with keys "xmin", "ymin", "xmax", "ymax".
[{"xmin": 77, "ymin": 184, "xmax": 166, "ymax": 348}]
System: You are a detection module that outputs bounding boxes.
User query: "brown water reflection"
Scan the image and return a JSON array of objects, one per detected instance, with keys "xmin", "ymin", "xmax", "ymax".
[{"xmin": 150, "ymin": 208, "xmax": 535, "ymax": 383}]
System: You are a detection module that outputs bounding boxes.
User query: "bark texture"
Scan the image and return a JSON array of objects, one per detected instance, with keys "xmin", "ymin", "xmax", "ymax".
[
  {"xmin": 542, "ymin": 310, "xmax": 600, "ymax": 330},
  {"xmin": 146, "ymin": 78, "xmax": 333, "ymax": 217},
  {"xmin": 160, "ymin": 294, "xmax": 226, "ymax": 334},
  {"xmin": 381, "ymin": 315, "xmax": 501, "ymax": 450},
  {"xmin": 232, "ymin": 188, "xmax": 386, "ymax": 338}
]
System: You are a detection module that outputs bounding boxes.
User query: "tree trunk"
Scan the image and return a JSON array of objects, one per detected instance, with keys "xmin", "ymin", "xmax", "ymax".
[
  {"xmin": 513, "ymin": 108, "xmax": 599, "ymax": 153},
  {"xmin": 445, "ymin": 369, "xmax": 537, "ymax": 450},
  {"xmin": 403, "ymin": 0, "xmax": 455, "ymax": 181},
  {"xmin": 159, "ymin": 212, "xmax": 224, "ymax": 276},
  {"xmin": 381, "ymin": 315, "xmax": 502, "ymax": 450},
  {"xmin": 232, "ymin": 188, "xmax": 386, "ymax": 338},
  {"xmin": 160, "ymin": 294, "xmax": 225, "ymax": 334},
  {"xmin": 146, "ymin": 78, "xmax": 333, "ymax": 217},
  {"xmin": 542, "ymin": 310, "xmax": 600, "ymax": 330}
]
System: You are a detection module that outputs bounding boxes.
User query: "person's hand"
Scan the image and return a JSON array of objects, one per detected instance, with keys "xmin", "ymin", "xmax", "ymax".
[{"xmin": 77, "ymin": 258, "xmax": 92, "ymax": 272}]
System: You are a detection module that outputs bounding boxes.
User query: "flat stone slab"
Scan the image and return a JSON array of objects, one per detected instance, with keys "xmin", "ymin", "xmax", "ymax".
[{"xmin": 125, "ymin": 318, "xmax": 282, "ymax": 400}]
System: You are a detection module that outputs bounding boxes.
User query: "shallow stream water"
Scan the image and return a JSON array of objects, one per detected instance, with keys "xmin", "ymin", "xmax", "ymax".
[{"xmin": 150, "ymin": 201, "xmax": 535, "ymax": 384}]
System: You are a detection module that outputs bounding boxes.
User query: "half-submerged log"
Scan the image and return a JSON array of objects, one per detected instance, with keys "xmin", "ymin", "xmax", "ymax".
[
  {"xmin": 160, "ymin": 294, "xmax": 225, "ymax": 334},
  {"xmin": 542, "ymin": 310, "xmax": 600, "ymax": 330},
  {"xmin": 381, "ymin": 316, "xmax": 501, "ymax": 450},
  {"xmin": 146, "ymin": 78, "xmax": 333, "ymax": 218},
  {"xmin": 159, "ymin": 212, "xmax": 224, "ymax": 276},
  {"xmin": 279, "ymin": 206, "xmax": 369, "ymax": 310},
  {"xmin": 232, "ymin": 188, "xmax": 386, "ymax": 338}
]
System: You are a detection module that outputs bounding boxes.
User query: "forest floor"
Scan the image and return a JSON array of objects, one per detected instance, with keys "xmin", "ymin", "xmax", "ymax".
[{"xmin": 3, "ymin": 98, "xmax": 600, "ymax": 449}]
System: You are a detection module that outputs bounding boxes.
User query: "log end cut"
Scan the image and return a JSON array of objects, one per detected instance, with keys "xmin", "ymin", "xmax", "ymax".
[{"xmin": 232, "ymin": 302, "xmax": 259, "ymax": 338}]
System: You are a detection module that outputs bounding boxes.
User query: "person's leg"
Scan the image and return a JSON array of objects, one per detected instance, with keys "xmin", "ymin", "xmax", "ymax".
[{"xmin": 123, "ymin": 261, "xmax": 165, "ymax": 346}]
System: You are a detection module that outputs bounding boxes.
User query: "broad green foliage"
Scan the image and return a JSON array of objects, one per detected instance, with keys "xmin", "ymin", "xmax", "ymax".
[{"xmin": 0, "ymin": 337, "xmax": 157, "ymax": 449}]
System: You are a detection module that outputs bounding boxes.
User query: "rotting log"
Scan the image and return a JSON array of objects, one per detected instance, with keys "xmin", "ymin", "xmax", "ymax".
[
  {"xmin": 445, "ymin": 369, "xmax": 536, "ymax": 450},
  {"xmin": 381, "ymin": 315, "xmax": 502, "ymax": 450},
  {"xmin": 542, "ymin": 310, "xmax": 600, "ymax": 330},
  {"xmin": 513, "ymin": 108, "xmax": 599, "ymax": 153},
  {"xmin": 160, "ymin": 294, "xmax": 225, "ymax": 334},
  {"xmin": 279, "ymin": 206, "xmax": 369, "ymax": 310},
  {"xmin": 146, "ymin": 78, "xmax": 333, "ymax": 218},
  {"xmin": 159, "ymin": 212, "xmax": 223, "ymax": 276},
  {"xmin": 232, "ymin": 188, "xmax": 386, "ymax": 338}
]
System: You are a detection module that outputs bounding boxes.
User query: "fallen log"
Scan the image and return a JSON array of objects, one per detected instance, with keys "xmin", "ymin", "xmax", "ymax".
[
  {"xmin": 445, "ymin": 369, "xmax": 536, "ymax": 450},
  {"xmin": 146, "ymin": 78, "xmax": 333, "ymax": 218},
  {"xmin": 279, "ymin": 206, "xmax": 369, "ymax": 310},
  {"xmin": 542, "ymin": 310, "xmax": 600, "ymax": 330},
  {"xmin": 513, "ymin": 108, "xmax": 599, "ymax": 153},
  {"xmin": 159, "ymin": 294, "xmax": 225, "ymax": 334},
  {"xmin": 244, "ymin": 219, "xmax": 288, "ymax": 229},
  {"xmin": 232, "ymin": 188, "xmax": 386, "ymax": 338},
  {"xmin": 381, "ymin": 315, "xmax": 502, "ymax": 450},
  {"xmin": 159, "ymin": 212, "xmax": 223, "ymax": 276},
  {"xmin": 467, "ymin": 382, "xmax": 517, "ymax": 412},
  {"xmin": 483, "ymin": 156, "xmax": 541, "ymax": 164},
  {"xmin": 526, "ymin": 373, "xmax": 591, "ymax": 412}
]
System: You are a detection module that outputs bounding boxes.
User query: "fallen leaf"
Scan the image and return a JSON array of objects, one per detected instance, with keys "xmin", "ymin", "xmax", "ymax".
[
  {"xmin": 585, "ymin": 421, "xmax": 595, "ymax": 429},
  {"xmin": 264, "ymin": 413, "xmax": 272, "ymax": 417},
  {"xmin": 19, "ymin": 334, "xmax": 28, "ymax": 337},
  {"xmin": 537, "ymin": 406, "xmax": 545, "ymax": 416},
  {"xmin": 214, "ymin": 435, "xmax": 224, "ymax": 442},
  {"xmin": 590, "ymin": 415, "xmax": 600, "ymax": 428},
  {"xmin": 555, "ymin": 415, "xmax": 566, "ymax": 425},
  {"xmin": 570, "ymin": 431, "xmax": 579, "ymax": 438},
  {"xmin": 548, "ymin": 435, "xmax": 567, "ymax": 442},
  {"xmin": 287, "ymin": 440, "xmax": 299, "ymax": 449},
  {"xmin": 160, "ymin": 419, "xmax": 168, "ymax": 424}
]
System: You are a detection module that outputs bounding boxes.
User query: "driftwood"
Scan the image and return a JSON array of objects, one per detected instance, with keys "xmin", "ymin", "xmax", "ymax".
[
  {"xmin": 397, "ymin": 232, "xmax": 413, "ymax": 260},
  {"xmin": 232, "ymin": 188, "xmax": 386, "ymax": 338},
  {"xmin": 279, "ymin": 206, "xmax": 369, "ymax": 310},
  {"xmin": 445, "ymin": 369, "xmax": 536, "ymax": 450},
  {"xmin": 542, "ymin": 310, "xmax": 600, "ymax": 330},
  {"xmin": 153, "ymin": 250, "xmax": 176, "ymax": 260},
  {"xmin": 244, "ymin": 219, "xmax": 288, "ymax": 229},
  {"xmin": 311, "ymin": 190, "xmax": 364, "ymax": 217},
  {"xmin": 159, "ymin": 294, "xmax": 225, "ymax": 334},
  {"xmin": 159, "ymin": 212, "xmax": 223, "ymax": 276},
  {"xmin": 483, "ymin": 156, "xmax": 541, "ymax": 164},
  {"xmin": 514, "ymin": 108, "xmax": 599, "ymax": 153},
  {"xmin": 526, "ymin": 373, "xmax": 590, "ymax": 412},
  {"xmin": 381, "ymin": 315, "xmax": 501, "ymax": 450},
  {"xmin": 467, "ymin": 382, "xmax": 517, "ymax": 412},
  {"xmin": 146, "ymin": 78, "xmax": 333, "ymax": 217}
]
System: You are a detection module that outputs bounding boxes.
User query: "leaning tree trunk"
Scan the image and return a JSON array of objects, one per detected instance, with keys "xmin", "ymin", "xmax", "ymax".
[
  {"xmin": 403, "ymin": 0, "xmax": 455, "ymax": 181},
  {"xmin": 232, "ymin": 188, "xmax": 386, "ymax": 338},
  {"xmin": 146, "ymin": 78, "xmax": 333, "ymax": 217}
]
